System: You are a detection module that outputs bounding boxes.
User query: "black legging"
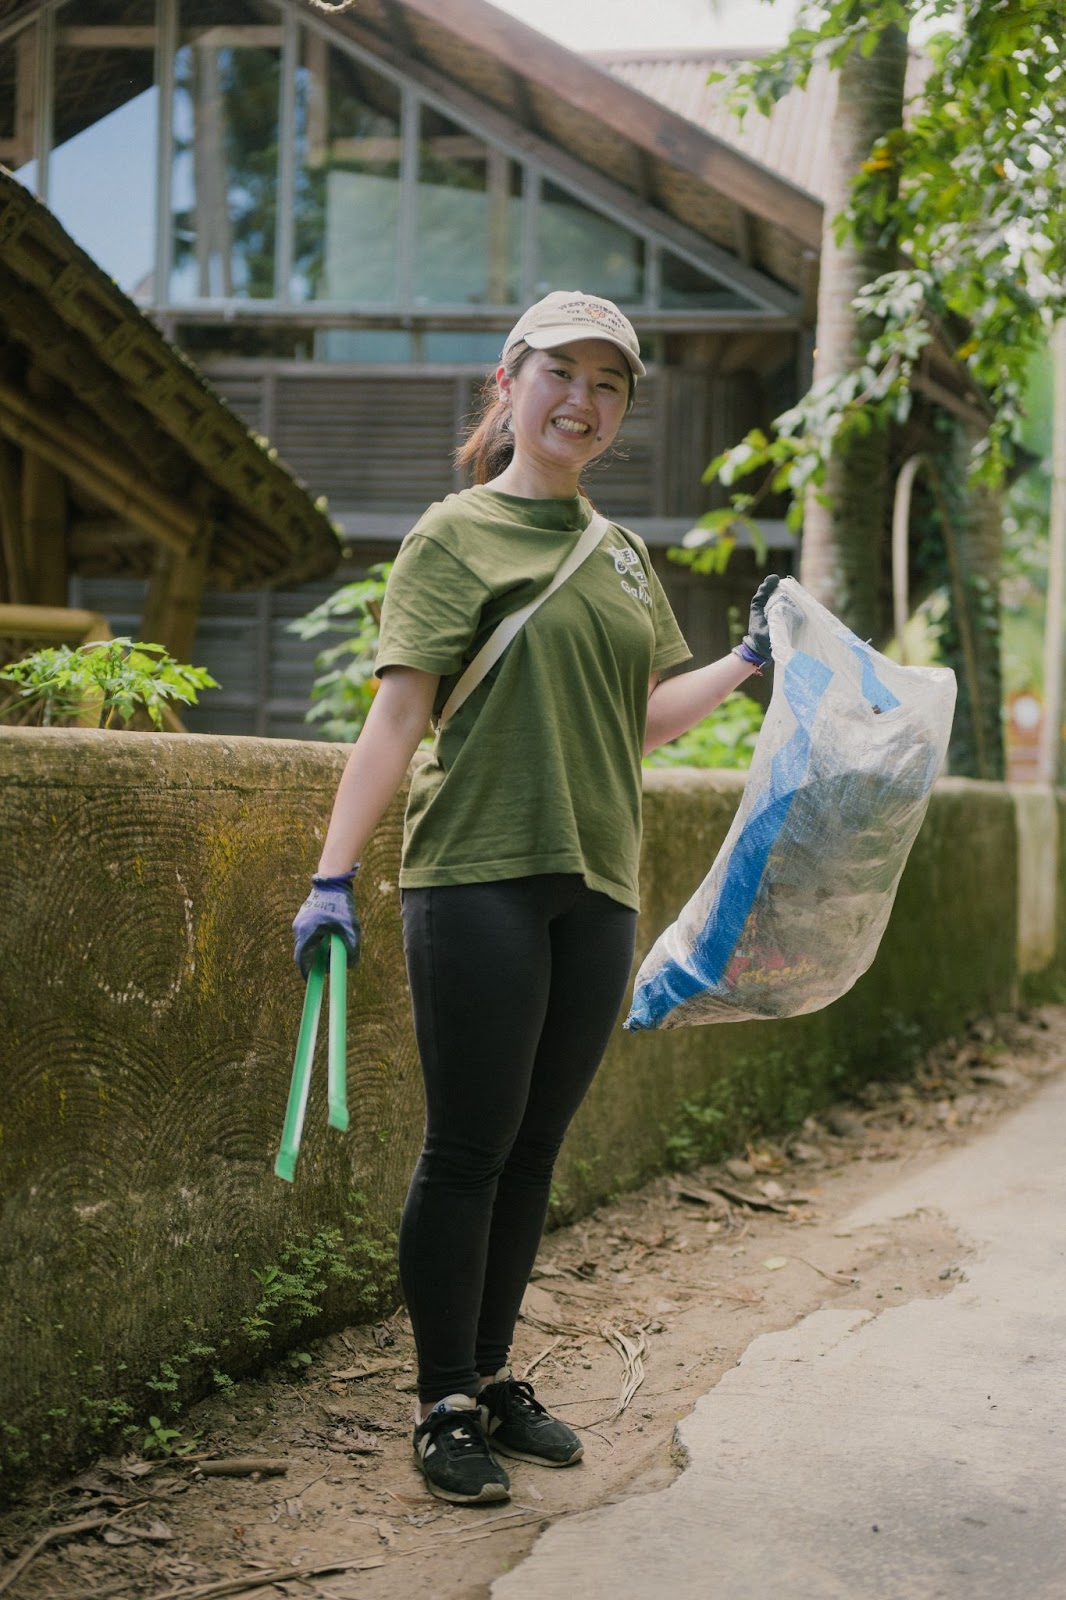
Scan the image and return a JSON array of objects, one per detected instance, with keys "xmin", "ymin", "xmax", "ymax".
[{"xmin": 399, "ymin": 874, "xmax": 637, "ymax": 1404}]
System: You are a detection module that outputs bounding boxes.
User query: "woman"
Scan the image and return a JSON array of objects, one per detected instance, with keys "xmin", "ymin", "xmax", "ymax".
[{"xmin": 292, "ymin": 290, "xmax": 778, "ymax": 1505}]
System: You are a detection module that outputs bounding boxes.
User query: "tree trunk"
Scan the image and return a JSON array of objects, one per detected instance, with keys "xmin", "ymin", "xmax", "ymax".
[{"xmin": 800, "ymin": 24, "xmax": 909, "ymax": 642}]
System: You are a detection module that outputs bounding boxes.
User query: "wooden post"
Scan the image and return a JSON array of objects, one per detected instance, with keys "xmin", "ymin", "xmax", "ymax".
[
  {"xmin": 139, "ymin": 519, "xmax": 213, "ymax": 663},
  {"xmin": 0, "ymin": 436, "xmax": 27, "ymax": 606},
  {"xmin": 21, "ymin": 449, "xmax": 68, "ymax": 607},
  {"xmin": 22, "ymin": 372, "xmax": 69, "ymax": 605}
]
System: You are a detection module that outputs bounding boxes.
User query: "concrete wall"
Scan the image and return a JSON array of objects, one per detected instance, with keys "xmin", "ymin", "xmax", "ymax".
[{"xmin": 0, "ymin": 729, "xmax": 1056, "ymax": 1495}]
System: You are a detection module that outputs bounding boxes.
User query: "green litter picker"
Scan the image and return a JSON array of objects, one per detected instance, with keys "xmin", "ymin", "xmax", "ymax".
[{"xmin": 275, "ymin": 933, "xmax": 349, "ymax": 1182}]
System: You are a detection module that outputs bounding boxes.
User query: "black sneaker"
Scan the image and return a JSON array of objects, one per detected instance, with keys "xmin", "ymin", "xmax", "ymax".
[
  {"xmin": 412, "ymin": 1394, "xmax": 511, "ymax": 1503},
  {"xmin": 477, "ymin": 1368, "xmax": 583, "ymax": 1466}
]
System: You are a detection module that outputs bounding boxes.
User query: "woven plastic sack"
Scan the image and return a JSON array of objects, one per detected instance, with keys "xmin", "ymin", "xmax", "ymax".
[{"xmin": 625, "ymin": 577, "xmax": 956, "ymax": 1031}]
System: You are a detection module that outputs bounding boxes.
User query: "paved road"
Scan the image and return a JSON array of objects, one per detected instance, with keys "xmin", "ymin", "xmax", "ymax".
[{"xmin": 493, "ymin": 1071, "xmax": 1066, "ymax": 1600}]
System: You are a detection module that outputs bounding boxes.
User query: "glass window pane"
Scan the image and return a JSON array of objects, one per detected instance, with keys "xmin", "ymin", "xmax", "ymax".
[
  {"xmin": 50, "ymin": 12, "xmax": 158, "ymax": 300},
  {"xmin": 314, "ymin": 330, "xmax": 413, "ymax": 362},
  {"xmin": 292, "ymin": 34, "xmax": 403, "ymax": 304},
  {"xmin": 170, "ymin": 2, "xmax": 283, "ymax": 302},
  {"xmin": 0, "ymin": 24, "xmax": 39, "ymax": 192},
  {"xmin": 537, "ymin": 180, "xmax": 644, "ymax": 304},
  {"xmin": 421, "ymin": 331, "xmax": 504, "ymax": 364},
  {"xmin": 415, "ymin": 106, "xmax": 522, "ymax": 307},
  {"xmin": 660, "ymin": 251, "xmax": 752, "ymax": 312}
]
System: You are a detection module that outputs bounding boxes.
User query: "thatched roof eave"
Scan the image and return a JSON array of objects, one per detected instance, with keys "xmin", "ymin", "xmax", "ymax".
[{"xmin": 0, "ymin": 167, "xmax": 341, "ymax": 591}]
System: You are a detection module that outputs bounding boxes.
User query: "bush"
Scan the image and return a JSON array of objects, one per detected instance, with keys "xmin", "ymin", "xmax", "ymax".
[
  {"xmin": 288, "ymin": 564, "xmax": 392, "ymax": 742},
  {"xmin": 644, "ymin": 690, "xmax": 764, "ymax": 770},
  {"xmin": 0, "ymin": 638, "xmax": 218, "ymax": 730}
]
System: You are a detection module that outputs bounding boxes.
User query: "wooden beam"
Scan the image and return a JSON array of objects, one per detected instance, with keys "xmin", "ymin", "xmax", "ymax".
[
  {"xmin": 731, "ymin": 203, "xmax": 754, "ymax": 266},
  {"xmin": 381, "ymin": 0, "xmax": 418, "ymax": 61},
  {"xmin": 57, "ymin": 27, "xmax": 158, "ymax": 47},
  {"xmin": 178, "ymin": 26, "xmax": 283, "ymax": 47},
  {"xmin": 68, "ymin": 517, "xmax": 149, "ymax": 556},
  {"xmin": 0, "ymin": 384, "xmax": 195, "ymax": 555},
  {"xmin": 0, "ymin": 604, "xmax": 111, "ymax": 644}
]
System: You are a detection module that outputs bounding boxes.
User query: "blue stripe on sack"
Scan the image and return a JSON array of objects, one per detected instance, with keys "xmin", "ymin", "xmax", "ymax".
[
  {"xmin": 850, "ymin": 642, "xmax": 943, "ymax": 794},
  {"xmin": 850, "ymin": 641, "xmax": 901, "ymax": 713},
  {"xmin": 625, "ymin": 651, "xmax": 834, "ymax": 1031}
]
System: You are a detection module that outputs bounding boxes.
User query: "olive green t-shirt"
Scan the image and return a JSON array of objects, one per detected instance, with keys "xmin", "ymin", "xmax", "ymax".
[{"xmin": 375, "ymin": 486, "xmax": 691, "ymax": 910}]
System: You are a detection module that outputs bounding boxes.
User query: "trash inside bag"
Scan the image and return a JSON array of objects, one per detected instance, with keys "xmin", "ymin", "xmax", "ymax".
[{"xmin": 626, "ymin": 577, "xmax": 956, "ymax": 1031}]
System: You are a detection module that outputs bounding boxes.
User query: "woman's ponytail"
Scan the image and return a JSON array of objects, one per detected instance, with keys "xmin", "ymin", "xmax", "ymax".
[{"xmin": 455, "ymin": 343, "xmax": 532, "ymax": 484}]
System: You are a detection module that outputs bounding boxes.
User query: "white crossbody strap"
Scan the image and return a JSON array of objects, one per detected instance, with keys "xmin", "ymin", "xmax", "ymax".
[{"xmin": 436, "ymin": 509, "xmax": 608, "ymax": 732}]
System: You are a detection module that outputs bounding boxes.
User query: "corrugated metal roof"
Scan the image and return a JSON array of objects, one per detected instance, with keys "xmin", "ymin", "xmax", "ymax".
[
  {"xmin": 589, "ymin": 49, "xmax": 838, "ymax": 202},
  {"xmin": 589, "ymin": 48, "xmax": 928, "ymax": 206}
]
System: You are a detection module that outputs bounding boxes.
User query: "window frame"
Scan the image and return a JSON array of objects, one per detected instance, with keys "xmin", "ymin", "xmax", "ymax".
[{"xmin": 11, "ymin": 0, "xmax": 792, "ymax": 327}]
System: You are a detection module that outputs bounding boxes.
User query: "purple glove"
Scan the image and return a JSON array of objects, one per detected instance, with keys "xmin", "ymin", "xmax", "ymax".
[
  {"xmin": 734, "ymin": 574, "xmax": 781, "ymax": 668},
  {"xmin": 292, "ymin": 868, "xmax": 361, "ymax": 981}
]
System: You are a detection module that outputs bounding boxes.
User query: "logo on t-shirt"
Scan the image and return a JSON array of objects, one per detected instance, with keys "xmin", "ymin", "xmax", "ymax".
[{"xmin": 607, "ymin": 543, "xmax": 652, "ymax": 607}]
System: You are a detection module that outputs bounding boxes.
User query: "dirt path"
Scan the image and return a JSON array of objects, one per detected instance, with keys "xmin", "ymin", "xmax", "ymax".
[{"xmin": 3, "ymin": 1005, "xmax": 1064, "ymax": 1600}]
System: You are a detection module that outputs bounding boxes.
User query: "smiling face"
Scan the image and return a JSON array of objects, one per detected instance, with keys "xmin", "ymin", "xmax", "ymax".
[{"xmin": 494, "ymin": 339, "xmax": 632, "ymax": 496}]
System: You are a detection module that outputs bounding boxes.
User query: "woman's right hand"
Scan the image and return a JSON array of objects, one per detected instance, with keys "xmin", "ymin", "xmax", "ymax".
[
  {"xmin": 742, "ymin": 574, "xmax": 781, "ymax": 664},
  {"xmin": 292, "ymin": 871, "xmax": 362, "ymax": 980}
]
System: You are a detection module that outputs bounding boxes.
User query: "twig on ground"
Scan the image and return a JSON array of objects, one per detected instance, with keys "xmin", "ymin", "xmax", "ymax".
[
  {"xmin": 86, "ymin": 1556, "xmax": 388, "ymax": 1600},
  {"xmin": 291, "ymin": 1469, "xmax": 330, "ymax": 1498},
  {"xmin": 599, "ymin": 1325, "xmax": 648, "ymax": 1421},
  {"xmin": 519, "ymin": 1310, "xmax": 589, "ymax": 1339},
  {"xmin": 797, "ymin": 1257, "xmax": 859, "ymax": 1287},
  {"xmin": 329, "ymin": 1359, "xmax": 407, "ymax": 1382},
  {"xmin": 0, "ymin": 1503, "xmax": 150, "ymax": 1597},
  {"xmin": 520, "ymin": 1338, "xmax": 562, "ymax": 1381},
  {"xmin": 453, "ymin": 1513, "xmax": 552, "ymax": 1545}
]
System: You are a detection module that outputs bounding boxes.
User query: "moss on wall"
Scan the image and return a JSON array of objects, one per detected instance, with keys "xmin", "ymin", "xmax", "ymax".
[
  {"xmin": 0, "ymin": 731, "xmax": 1035, "ymax": 1495},
  {"xmin": 1023, "ymin": 789, "xmax": 1066, "ymax": 1004}
]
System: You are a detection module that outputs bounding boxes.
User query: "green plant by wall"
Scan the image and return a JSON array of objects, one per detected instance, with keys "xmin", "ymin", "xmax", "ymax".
[
  {"xmin": 0, "ymin": 638, "xmax": 218, "ymax": 729},
  {"xmin": 663, "ymin": 1045, "xmax": 846, "ymax": 1172},
  {"xmin": 288, "ymin": 564, "xmax": 392, "ymax": 741},
  {"xmin": 662, "ymin": 1006, "xmax": 928, "ymax": 1172},
  {"xmin": 239, "ymin": 1215, "xmax": 397, "ymax": 1348},
  {"xmin": 141, "ymin": 1415, "xmax": 195, "ymax": 1459},
  {"xmin": 0, "ymin": 1198, "xmax": 400, "ymax": 1498}
]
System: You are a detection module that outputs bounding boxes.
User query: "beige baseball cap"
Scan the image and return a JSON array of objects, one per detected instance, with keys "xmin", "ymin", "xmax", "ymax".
[{"xmin": 502, "ymin": 290, "xmax": 645, "ymax": 378}]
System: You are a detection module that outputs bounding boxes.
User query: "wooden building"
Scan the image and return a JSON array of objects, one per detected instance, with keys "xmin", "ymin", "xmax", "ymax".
[
  {"xmin": 0, "ymin": 0, "xmax": 980, "ymax": 737},
  {"xmin": 0, "ymin": 165, "xmax": 340, "ymax": 699}
]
